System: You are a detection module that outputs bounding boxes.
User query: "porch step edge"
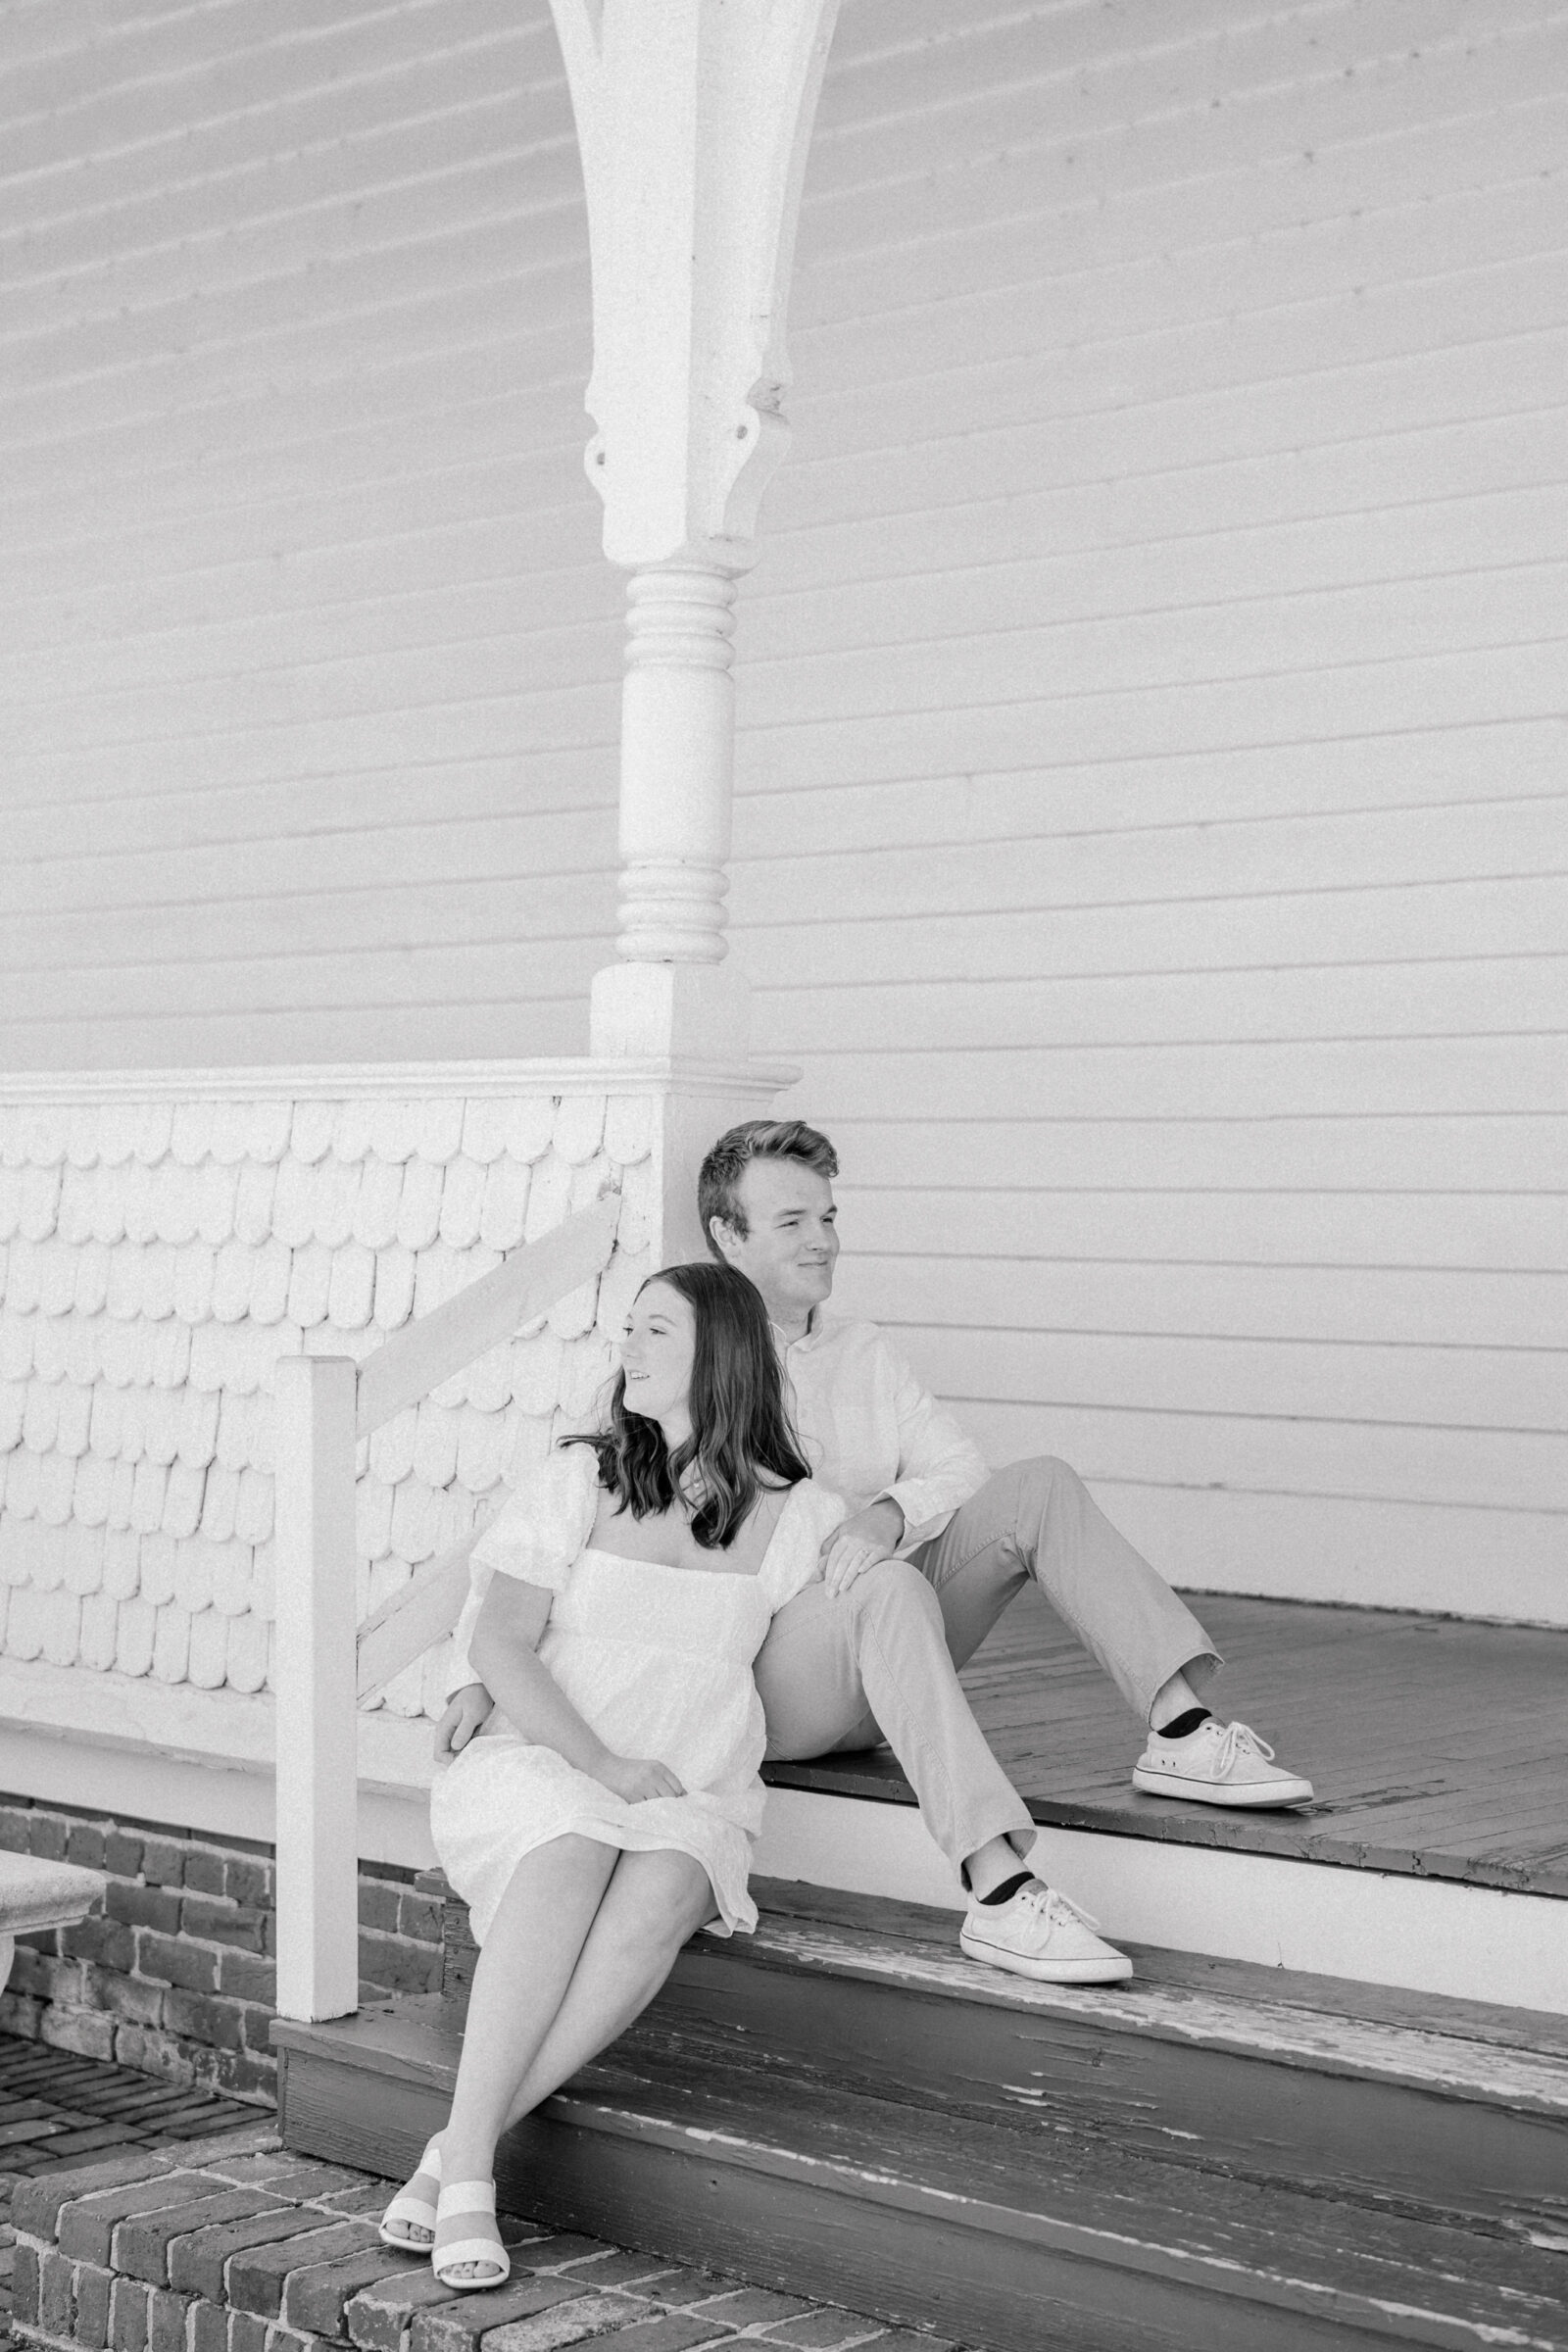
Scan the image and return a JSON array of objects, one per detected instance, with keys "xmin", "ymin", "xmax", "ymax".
[
  {"xmin": 276, "ymin": 2007, "xmax": 1568, "ymax": 2352},
  {"xmin": 754, "ymin": 1788, "xmax": 1568, "ymax": 2014},
  {"xmin": 731, "ymin": 1908, "xmax": 1568, "ymax": 2115},
  {"xmin": 435, "ymin": 1875, "xmax": 1568, "ymax": 2116}
]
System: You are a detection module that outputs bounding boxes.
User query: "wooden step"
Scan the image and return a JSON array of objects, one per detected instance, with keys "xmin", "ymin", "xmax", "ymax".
[
  {"xmin": 275, "ymin": 1882, "xmax": 1568, "ymax": 2352},
  {"xmin": 755, "ymin": 1778, "xmax": 1568, "ymax": 2014},
  {"xmin": 760, "ymin": 1591, "xmax": 1568, "ymax": 2017},
  {"xmin": 276, "ymin": 1997, "xmax": 1568, "ymax": 2352},
  {"xmin": 437, "ymin": 1877, "xmax": 1568, "ymax": 2230}
]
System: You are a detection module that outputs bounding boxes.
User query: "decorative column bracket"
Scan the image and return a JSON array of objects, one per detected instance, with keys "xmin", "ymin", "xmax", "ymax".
[
  {"xmin": 550, "ymin": 0, "xmax": 841, "ymax": 1057},
  {"xmin": 551, "ymin": 0, "xmax": 839, "ymax": 571}
]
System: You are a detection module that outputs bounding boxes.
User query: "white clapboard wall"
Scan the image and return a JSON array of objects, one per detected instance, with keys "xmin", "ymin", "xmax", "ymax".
[{"xmin": 0, "ymin": 1, "xmax": 1562, "ymax": 1620}]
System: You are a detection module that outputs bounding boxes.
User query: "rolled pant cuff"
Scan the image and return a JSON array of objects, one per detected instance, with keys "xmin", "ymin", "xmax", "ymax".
[
  {"xmin": 1135, "ymin": 1642, "xmax": 1224, "ymax": 1726},
  {"xmin": 948, "ymin": 1802, "xmax": 1039, "ymax": 1889}
]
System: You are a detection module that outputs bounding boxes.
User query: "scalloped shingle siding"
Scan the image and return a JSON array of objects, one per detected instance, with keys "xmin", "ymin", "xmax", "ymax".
[{"xmin": 0, "ymin": 1093, "xmax": 655, "ymax": 1719}]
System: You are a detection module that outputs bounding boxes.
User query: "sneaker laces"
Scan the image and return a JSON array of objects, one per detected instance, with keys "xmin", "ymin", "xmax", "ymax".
[
  {"xmin": 1208, "ymin": 1719, "xmax": 1275, "ymax": 1774},
  {"xmin": 1014, "ymin": 1881, "xmax": 1104, "ymax": 1935}
]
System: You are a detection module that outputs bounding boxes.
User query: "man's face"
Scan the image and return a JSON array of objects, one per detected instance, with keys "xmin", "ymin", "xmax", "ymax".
[{"xmin": 711, "ymin": 1158, "xmax": 839, "ymax": 1327}]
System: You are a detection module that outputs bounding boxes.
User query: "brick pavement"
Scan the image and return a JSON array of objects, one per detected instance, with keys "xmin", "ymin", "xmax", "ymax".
[
  {"xmin": 0, "ymin": 2029, "xmax": 265, "ymax": 2351},
  {"xmin": 0, "ymin": 2039, "xmax": 965, "ymax": 2352}
]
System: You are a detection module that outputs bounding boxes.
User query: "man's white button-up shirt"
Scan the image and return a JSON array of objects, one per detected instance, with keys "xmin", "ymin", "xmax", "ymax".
[{"xmin": 777, "ymin": 1309, "xmax": 989, "ymax": 1551}]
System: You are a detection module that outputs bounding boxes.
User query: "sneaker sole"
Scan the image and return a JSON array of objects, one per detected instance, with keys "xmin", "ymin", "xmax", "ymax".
[
  {"xmin": 1132, "ymin": 1766, "xmax": 1315, "ymax": 1807},
  {"xmin": 958, "ymin": 1928, "xmax": 1134, "ymax": 1984}
]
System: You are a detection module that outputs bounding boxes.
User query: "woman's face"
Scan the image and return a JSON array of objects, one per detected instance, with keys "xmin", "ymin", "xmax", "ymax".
[{"xmin": 619, "ymin": 1280, "xmax": 697, "ymax": 1431}]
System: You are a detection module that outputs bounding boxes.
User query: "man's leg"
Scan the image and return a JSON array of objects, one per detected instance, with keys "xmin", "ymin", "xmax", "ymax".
[
  {"xmin": 755, "ymin": 1561, "xmax": 1132, "ymax": 1981},
  {"xmin": 916, "ymin": 1458, "xmax": 1313, "ymax": 1806},
  {"xmin": 756, "ymin": 1560, "xmax": 1036, "ymax": 1880},
  {"xmin": 914, "ymin": 1456, "xmax": 1221, "ymax": 1725}
]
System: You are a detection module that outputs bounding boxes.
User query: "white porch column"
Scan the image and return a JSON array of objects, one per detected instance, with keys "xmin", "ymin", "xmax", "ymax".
[
  {"xmin": 273, "ymin": 1353, "xmax": 360, "ymax": 2023},
  {"xmin": 550, "ymin": 0, "xmax": 840, "ymax": 1061}
]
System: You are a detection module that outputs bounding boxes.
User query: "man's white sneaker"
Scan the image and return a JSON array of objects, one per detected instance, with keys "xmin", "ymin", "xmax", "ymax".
[
  {"xmin": 1133, "ymin": 1717, "xmax": 1313, "ymax": 1807},
  {"xmin": 959, "ymin": 1881, "xmax": 1133, "ymax": 1984}
]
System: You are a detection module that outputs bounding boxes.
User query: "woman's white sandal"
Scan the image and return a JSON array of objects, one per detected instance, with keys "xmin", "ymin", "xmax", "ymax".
[
  {"xmin": 377, "ymin": 2136, "xmax": 442, "ymax": 2249},
  {"xmin": 431, "ymin": 2180, "xmax": 509, "ymax": 2291}
]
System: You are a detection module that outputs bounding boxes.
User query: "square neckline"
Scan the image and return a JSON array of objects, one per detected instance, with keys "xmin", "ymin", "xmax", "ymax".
[{"xmin": 581, "ymin": 1480, "xmax": 807, "ymax": 1583}]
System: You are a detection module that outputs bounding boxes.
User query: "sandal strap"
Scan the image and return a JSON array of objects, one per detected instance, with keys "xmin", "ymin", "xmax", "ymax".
[
  {"xmin": 379, "ymin": 2137, "xmax": 444, "ymax": 2242},
  {"xmin": 380, "ymin": 2190, "xmax": 437, "ymax": 2228},
  {"xmin": 431, "ymin": 2239, "xmax": 509, "ymax": 2286},
  {"xmin": 431, "ymin": 2175, "xmax": 508, "ymax": 2286},
  {"xmin": 436, "ymin": 2180, "xmax": 497, "ymax": 2220}
]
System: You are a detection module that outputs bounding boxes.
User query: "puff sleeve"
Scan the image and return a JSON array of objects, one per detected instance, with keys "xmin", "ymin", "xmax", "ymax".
[
  {"xmin": 446, "ymin": 1446, "xmax": 599, "ymax": 1692},
  {"xmin": 760, "ymin": 1480, "xmax": 846, "ymax": 1617}
]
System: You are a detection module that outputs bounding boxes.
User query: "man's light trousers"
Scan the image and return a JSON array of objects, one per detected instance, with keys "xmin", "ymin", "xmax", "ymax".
[{"xmin": 754, "ymin": 1455, "xmax": 1220, "ymax": 1883}]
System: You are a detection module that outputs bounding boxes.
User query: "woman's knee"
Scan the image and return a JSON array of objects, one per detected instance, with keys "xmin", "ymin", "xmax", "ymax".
[
  {"xmin": 509, "ymin": 1834, "xmax": 617, "ymax": 1900},
  {"xmin": 617, "ymin": 1848, "xmax": 717, "ymax": 1943}
]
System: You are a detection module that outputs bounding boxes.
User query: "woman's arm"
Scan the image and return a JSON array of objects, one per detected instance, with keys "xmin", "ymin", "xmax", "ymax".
[{"xmin": 470, "ymin": 1577, "xmax": 684, "ymax": 1803}]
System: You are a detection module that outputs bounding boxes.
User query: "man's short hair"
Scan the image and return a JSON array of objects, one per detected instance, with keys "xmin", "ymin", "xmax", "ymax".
[{"xmin": 698, "ymin": 1119, "xmax": 839, "ymax": 1257}]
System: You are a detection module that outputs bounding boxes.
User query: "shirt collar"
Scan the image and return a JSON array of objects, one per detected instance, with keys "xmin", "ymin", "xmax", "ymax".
[{"xmin": 772, "ymin": 1305, "xmax": 835, "ymax": 1353}]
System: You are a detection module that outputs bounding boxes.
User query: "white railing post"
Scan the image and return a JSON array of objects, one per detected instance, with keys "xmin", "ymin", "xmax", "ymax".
[{"xmin": 273, "ymin": 1353, "xmax": 360, "ymax": 2023}]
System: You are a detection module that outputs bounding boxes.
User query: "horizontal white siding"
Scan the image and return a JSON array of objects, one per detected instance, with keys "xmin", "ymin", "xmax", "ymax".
[
  {"xmin": 0, "ymin": 0, "xmax": 618, "ymax": 1067},
  {"xmin": 0, "ymin": 0, "xmax": 1562, "ymax": 1614},
  {"xmin": 759, "ymin": 0, "xmax": 1568, "ymax": 1621},
  {"xmin": 752, "ymin": 0, "xmax": 1560, "ymax": 1618}
]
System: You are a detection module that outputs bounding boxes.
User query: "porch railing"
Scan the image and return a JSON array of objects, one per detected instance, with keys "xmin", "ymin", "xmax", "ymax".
[{"xmin": 273, "ymin": 1188, "xmax": 622, "ymax": 2023}]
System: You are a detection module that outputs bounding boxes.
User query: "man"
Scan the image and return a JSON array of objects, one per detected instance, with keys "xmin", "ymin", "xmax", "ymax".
[{"xmin": 441, "ymin": 1119, "xmax": 1310, "ymax": 1986}]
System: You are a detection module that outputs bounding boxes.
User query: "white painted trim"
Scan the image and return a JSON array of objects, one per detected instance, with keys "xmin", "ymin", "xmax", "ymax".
[
  {"xmin": 0, "ymin": 1057, "xmax": 800, "ymax": 1104},
  {"xmin": 0, "ymin": 1659, "xmax": 436, "ymax": 1869},
  {"xmin": 755, "ymin": 1789, "xmax": 1568, "ymax": 2017},
  {"xmin": 0, "ymin": 1658, "xmax": 277, "ymax": 1771},
  {"xmin": 0, "ymin": 1726, "xmax": 435, "ymax": 1873}
]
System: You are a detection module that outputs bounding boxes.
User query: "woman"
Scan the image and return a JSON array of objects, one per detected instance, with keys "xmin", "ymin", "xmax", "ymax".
[{"xmin": 378, "ymin": 1260, "xmax": 845, "ymax": 2288}]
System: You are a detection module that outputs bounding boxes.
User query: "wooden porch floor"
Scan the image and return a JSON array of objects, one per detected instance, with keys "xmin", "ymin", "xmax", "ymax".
[{"xmin": 762, "ymin": 1589, "xmax": 1568, "ymax": 1900}]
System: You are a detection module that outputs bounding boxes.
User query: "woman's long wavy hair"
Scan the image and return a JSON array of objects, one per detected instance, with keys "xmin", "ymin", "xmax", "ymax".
[{"xmin": 565, "ymin": 1261, "xmax": 809, "ymax": 1550}]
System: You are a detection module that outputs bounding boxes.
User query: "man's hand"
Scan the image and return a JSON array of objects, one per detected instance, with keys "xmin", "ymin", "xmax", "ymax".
[
  {"xmin": 819, "ymin": 1497, "xmax": 905, "ymax": 1599},
  {"xmin": 597, "ymin": 1753, "xmax": 686, "ymax": 1804},
  {"xmin": 434, "ymin": 1682, "xmax": 494, "ymax": 1759}
]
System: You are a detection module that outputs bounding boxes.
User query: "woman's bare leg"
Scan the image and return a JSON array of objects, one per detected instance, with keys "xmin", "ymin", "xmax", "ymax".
[
  {"xmin": 433, "ymin": 1834, "xmax": 617, "ymax": 2277},
  {"xmin": 498, "ymin": 1847, "xmax": 716, "ymax": 2131}
]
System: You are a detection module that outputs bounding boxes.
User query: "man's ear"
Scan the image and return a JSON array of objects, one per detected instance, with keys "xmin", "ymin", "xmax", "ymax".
[{"xmin": 709, "ymin": 1214, "xmax": 741, "ymax": 1266}]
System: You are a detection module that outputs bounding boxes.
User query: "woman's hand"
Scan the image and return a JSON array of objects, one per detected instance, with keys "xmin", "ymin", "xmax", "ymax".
[
  {"xmin": 433, "ymin": 1682, "xmax": 495, "ymax": 1759},
  {"xmin": 819, "ymin": 1500, "xmax": 903, "ymax": 1599},
  {"xmin": 597, "ymin": 1753, "xmax": 686, "ymax": 1804}
]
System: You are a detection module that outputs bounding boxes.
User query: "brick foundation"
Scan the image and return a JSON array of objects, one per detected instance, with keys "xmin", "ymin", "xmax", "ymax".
[
  {"xmin": 0, "ymin": 1800, "xmax": 444, "ymax": 2105},
  {"xmin": 9, "ymin": 2141, "xmax": 927, "ymax": 2352}
]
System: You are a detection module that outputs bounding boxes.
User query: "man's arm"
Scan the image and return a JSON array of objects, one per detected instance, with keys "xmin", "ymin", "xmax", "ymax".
[
  {"xmin": 877, "ymin": 1343, "xmax": 989, "ymax": 1546},
  {"xmin": 818, "ymin": 1334, "xmax": 989, "ymax": 1587}
]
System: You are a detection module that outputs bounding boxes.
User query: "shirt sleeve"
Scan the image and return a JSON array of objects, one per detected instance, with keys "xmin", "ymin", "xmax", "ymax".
[
  {"xmin": 446, "ymin": 1446, "xmax": 598, "ymax": 1693},
  {"xmin": 875, "ymin": 1340, "xmax": 989, "ymax": 1549}
]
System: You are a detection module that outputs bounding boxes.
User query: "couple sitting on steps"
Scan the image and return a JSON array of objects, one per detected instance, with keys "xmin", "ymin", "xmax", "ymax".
[{"xmin": 378, "ymin": 1117, "xmax": 1312, "ymax": 2288}]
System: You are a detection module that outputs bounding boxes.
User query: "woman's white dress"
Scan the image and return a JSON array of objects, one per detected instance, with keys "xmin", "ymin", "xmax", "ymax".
[{"xmin": 430, "ymin": 1446, "xmax": 845, "ymax": 1945}]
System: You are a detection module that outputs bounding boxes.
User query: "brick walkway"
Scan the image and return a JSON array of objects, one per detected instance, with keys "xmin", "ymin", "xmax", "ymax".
[
  {"xmin": 0, "ymin": 2036, "xmax": 260, "ymax": 2178},
  {"xmin": 0, "ymin": 2039, "xmax": 963, "ymax": 2352},
  {"xmin": 0, "ymin": 2031, "xmax": 263, "ymax": 2349}
]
